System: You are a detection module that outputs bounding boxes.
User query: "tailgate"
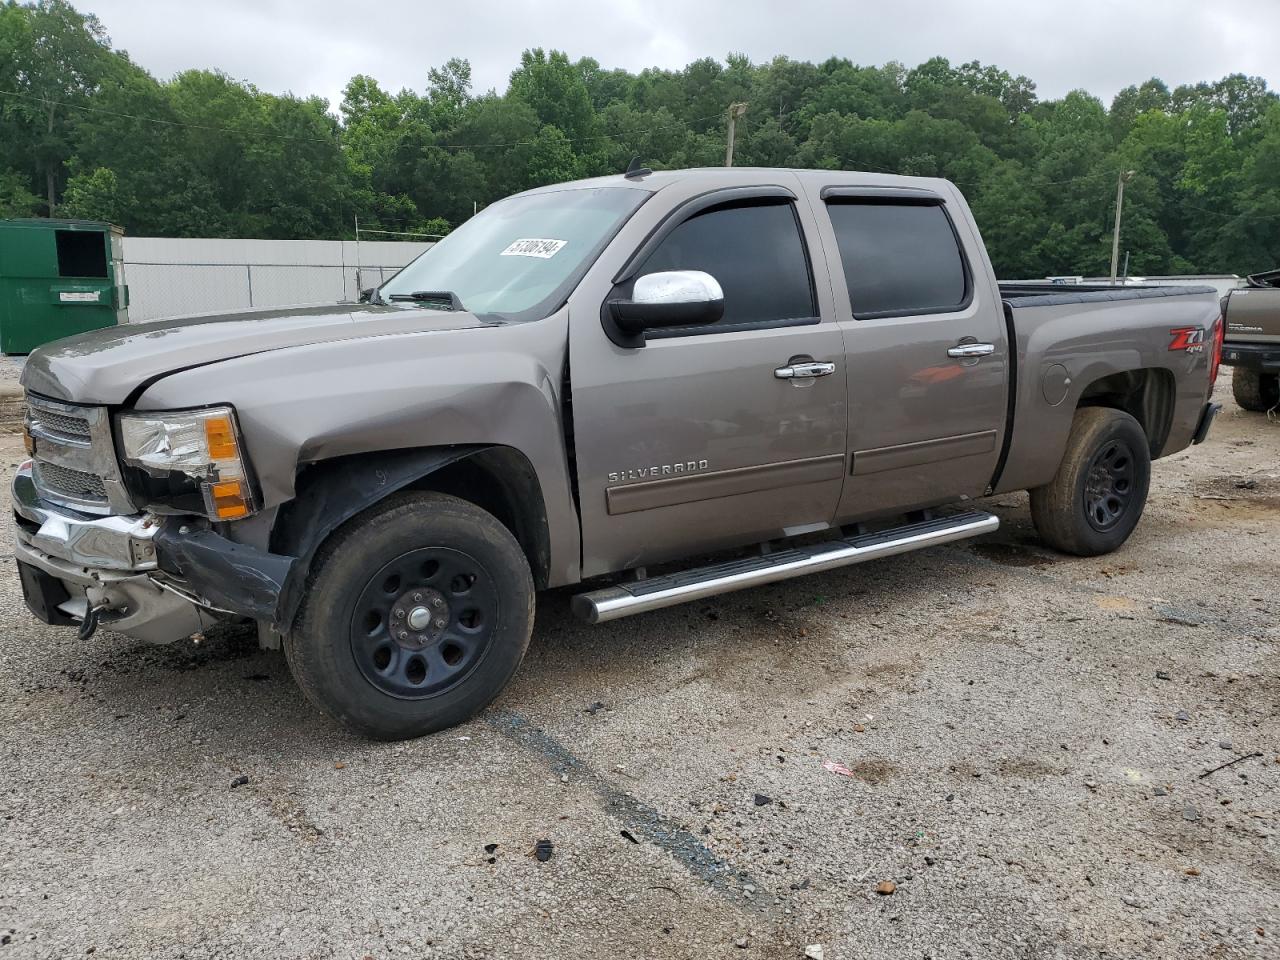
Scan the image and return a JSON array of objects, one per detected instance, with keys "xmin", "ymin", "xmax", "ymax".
[{"xmin": 1225, "ymin": 285, "xmax": 1280, "ymax": 344}]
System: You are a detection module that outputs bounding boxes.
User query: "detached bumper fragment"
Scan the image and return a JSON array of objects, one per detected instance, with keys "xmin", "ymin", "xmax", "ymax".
[
  {"xmin": 154, "ymin": 522, "xmax": 297, "ymax": 624},
  {"xmin": 1191, "ymin": 402, "xmax": 1221, "ymax": 446}
]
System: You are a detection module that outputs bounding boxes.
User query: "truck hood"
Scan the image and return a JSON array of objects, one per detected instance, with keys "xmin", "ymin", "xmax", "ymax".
[{"xmin": 21, "ymin": 302, "xmax": 492, "ymax": 404}]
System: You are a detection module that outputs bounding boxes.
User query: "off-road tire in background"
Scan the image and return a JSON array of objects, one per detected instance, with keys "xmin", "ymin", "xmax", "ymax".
[
  {"xmin": 285, "ymin": 491, "xmax": 534, "ymax": 740},
  {"xmin": 1231, "ymin": 368, "xmax": 1280, "ymax": 413},
  {"xmin": 1030, "ymin": 407, "xmax": 1152, "ymax": 557}
]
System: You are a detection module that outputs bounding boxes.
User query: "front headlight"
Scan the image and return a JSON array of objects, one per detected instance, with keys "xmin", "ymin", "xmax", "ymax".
[{"xmin": 118, "ymin": 406, "xmax": 256, "ymax": 520}]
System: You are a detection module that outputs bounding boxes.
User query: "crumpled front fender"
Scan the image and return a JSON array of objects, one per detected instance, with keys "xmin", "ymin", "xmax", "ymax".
[{"xmin": 153, "ymin": 446, "xmax": 486, "ymax": 629}]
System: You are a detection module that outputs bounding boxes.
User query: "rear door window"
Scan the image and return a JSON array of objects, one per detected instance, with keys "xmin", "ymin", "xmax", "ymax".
[
  {"xmin": 639, "ymin": 200, "xmax": 816, "ymax": 332},
  {"xmin": 826, "ymin": 200, "xmax": 969, "ymax": 318}
]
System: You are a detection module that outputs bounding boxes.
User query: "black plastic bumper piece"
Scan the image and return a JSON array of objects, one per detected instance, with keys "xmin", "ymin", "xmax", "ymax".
[
  {"xmin": 1221, "ymin": 341, "xmax": 1280, "ymax": 373},
  {"xmin": 1192, "ymin": 402, "xmax": 1222, "ymax": 446},
  {"xmin": 16, "ymin": 559, "xmax": 77, "ymax": 626},
  {"xmin": 154, "ymin": 524, "xmax": 297, "ymax": 624}
]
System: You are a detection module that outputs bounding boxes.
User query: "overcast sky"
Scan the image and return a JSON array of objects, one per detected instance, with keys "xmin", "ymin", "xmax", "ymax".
[{"xmin": 84, "ymin": 0, "xmax": 1276, "ymax": 112}]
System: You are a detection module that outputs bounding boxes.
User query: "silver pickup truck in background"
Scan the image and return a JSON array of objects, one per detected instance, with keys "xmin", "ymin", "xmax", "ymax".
[
  {"xmin": 13, "ymin": 167, "xmax": 1224, "ymax": 739},
  {"xmin": 1221, "ymin": 268, "xmax": 1280, "ymax": 413}
]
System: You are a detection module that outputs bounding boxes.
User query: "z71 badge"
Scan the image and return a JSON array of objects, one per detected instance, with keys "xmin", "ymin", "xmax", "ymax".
[{"xmin": 1168, "ymin": 326, "xmax": 1206, "ymax": 353}]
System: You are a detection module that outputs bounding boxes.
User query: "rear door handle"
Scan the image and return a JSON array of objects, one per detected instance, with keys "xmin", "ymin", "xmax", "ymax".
[
  {"xmin": 774, "ymin": 361, "xmax": 836, "ymax": 379},
  {"xmin": 947, "ymin": 343, "xmax": 996, "ymax": 359}
]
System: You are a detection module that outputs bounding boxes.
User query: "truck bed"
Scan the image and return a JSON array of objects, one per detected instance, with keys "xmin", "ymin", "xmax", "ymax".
[{"xmin": 990, "ymin": 280, "xmax": 1221, "ymax": 498}]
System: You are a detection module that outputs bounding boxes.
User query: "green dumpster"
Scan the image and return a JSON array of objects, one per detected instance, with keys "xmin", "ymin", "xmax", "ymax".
[{"xmin": 0, "ymin": 218, "xmax": 129, "ymax": 355}]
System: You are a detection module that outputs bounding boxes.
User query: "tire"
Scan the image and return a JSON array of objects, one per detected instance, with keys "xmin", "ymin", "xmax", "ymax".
[
  {"xmin": 1030, "ymin": 407, "xmax": 1152, "ymax": 557},
  {"xmin": 1232, "ymin": 368, "xmax": 1280, "ymax": 413},
  {"xmin": 285, "ymin": 491, "xmax": 534, "ymax": 740}
]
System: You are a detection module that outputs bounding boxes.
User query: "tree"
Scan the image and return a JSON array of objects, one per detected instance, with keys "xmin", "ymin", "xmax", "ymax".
[
  {"xmin": 4, "ymin": 0, "xmax": 112, "ymax": 213},
  {"xmin": 1109, "ymin": 79, "xmax": 1170, "ymax": 142},
  {"xmin": 6, "ymin": 0, "xmax": 1280, "ymax": 279},
  {"xmin": 1172, "ymin": 74, "xmax": 1277, "ymax": 138},
  {"xmin": 955, "ymin": 60, "xmax": 1037, "ymax": 116},
  {"xmin": 507, "ymin": 49, "xmax": 596, "ymax": 144},
  {"xmin": 59, "ymin": 165, "xmax": 127, "ymax": 222},
  {"xmin": 0, "ymin": 167, "xmax": 40, "ymax": 216},
  {"xmin": 1207, "ymin": 102, "xmax": 1280, "ymax": 272},
  {"xmin": 426, "ymin": 57, "xmax": 472, "ymax": 122}
]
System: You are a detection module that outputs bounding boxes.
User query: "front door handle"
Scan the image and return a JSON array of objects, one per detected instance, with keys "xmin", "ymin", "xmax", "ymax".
[
  {"xmin": 775, "ymin": 361, "xmax": 836, "ymax": 379},
  {"xmin": 947, "ymin": 342, "xmax": 996, "ymax": 359}
]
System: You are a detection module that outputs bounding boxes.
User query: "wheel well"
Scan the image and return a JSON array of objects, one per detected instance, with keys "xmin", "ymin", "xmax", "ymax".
[
  {"xmin": 406, "ymin": 447, "xmax": 552, "ymax": 590},
  {"xmin": 1076, "ymin": 368, "xmax": 1175, "ymax": 458},
  {"xmin": 270, "ymin": 445, "xmax": 553, "ymax": 629}
]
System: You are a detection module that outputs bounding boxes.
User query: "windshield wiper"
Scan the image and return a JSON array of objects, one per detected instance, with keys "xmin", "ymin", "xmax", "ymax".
[{"xmin": 387, "ymin": 290, "xmax": 467, "ymax": 311}]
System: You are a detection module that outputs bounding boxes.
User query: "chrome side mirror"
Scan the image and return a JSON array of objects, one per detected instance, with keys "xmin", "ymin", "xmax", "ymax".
[{"xmin": 610, "ymin": 270, "xmax": 725, "ymax": 336}]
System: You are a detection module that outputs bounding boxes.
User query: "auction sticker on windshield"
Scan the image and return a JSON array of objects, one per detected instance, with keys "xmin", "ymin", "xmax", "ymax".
[{"xmin": 501, "ymin": 238, "xmax": 567, "ymax": 259}]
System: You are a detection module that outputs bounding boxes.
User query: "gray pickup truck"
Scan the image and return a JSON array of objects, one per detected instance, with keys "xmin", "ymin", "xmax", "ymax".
[
  {"xmin": 1221, "ymin": 268, "xmax": 1280, "ymax": 412},
  {"xmin": 13, "ymin": 167, "xmax": 1224, "ymax": 739}
]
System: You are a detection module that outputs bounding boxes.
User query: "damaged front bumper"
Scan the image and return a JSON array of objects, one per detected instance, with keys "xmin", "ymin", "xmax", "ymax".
[{"xmin": 11, "ymin": 463, "xmax": 295, "ymax": 644}]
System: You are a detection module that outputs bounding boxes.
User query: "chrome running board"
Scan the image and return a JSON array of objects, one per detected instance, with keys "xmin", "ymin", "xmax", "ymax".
[{"xmin": 571, "ymin": 510, "xmax": 998, "ymax": 624}]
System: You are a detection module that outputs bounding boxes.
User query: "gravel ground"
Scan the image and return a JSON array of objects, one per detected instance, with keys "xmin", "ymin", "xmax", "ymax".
[{"xmin": 0, "ymin": 370, "xmax": 1277, "ymax": 960}]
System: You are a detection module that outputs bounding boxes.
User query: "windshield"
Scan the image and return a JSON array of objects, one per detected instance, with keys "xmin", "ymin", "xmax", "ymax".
[{"xmin": 379, "ymin": 186, "xmax": 649, "ymax": 320}]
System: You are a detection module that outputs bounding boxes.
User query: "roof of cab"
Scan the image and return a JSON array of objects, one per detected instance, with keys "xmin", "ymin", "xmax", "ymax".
[{"xmin": 513, "ymin": 166, "xmax": 957, "ymax": 200}]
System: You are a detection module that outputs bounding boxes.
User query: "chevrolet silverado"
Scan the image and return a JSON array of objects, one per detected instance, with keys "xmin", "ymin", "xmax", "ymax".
[{"xmin": 13, "ymin": 167, "xmax": 1224, "ymax": 738}]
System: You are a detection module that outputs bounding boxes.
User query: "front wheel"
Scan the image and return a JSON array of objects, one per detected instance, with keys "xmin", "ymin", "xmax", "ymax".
[
  {"xmin": 285, "ymin": 491, "xmax": 534, "ymax": 740},
  {"xmin": 1232, "ymin": 368, "xmax": 1280, "ymax": 413},
  {"xmin": 1030, "ymin": 407, "xmax": 1152, "ymax": 557}
]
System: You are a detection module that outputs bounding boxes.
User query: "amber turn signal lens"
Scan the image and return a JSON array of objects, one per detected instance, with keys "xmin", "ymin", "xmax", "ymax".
[
  {"xmin": 204, "ymin": 415, "xmax": 239, "ymax": 461},
  {"xmin": 207, "ymin": 479, "xmax": 250, "ymax": 520},
  {"xmin": 22, "ymin": 425, "xmax": 34, "ymax": 456}
]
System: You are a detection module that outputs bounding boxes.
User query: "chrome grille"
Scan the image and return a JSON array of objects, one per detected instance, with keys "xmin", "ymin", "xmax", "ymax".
[
  {"xmin": 33, "ymin": 460, "xmax": 108, "ymax": 503},
  {"xmin": 25, "ymin": 393, "xmax": 132, "ymax": 515},
  {"xmin": 28, "ymin": 406, "xmax": 92, "ymax": 442}
]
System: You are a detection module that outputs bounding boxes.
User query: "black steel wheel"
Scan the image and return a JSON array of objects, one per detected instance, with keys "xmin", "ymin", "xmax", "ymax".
[
  {"xmin": 1031, "ymin": 407, "xmax": 1151, "ymax": 556},
  {"xmin": 1083, "ymin": 438, "xmax": 1137, "ymax": 532},
  {"xmin": 351, "ymin": 547, "xmax": 498, "ymax": 699},
  {"xmin": 286, "ymin": 491, "xmax": 534, "ymax": 740}
]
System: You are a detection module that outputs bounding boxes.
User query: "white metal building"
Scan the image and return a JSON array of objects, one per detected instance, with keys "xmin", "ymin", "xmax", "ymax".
[{"xmin": 119, "ymin": 237, "xmax": 432, "ymax": 322}]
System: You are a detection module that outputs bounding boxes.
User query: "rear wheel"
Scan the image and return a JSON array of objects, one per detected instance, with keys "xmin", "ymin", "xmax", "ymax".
[
  {"xmin": 285, "ymin": 491, "xmax": 534, "ymax": 740},
  {"xmin": 1232, "ymin": 368, "xmax": 1280, "ymax": 412},
  {"xmin": 1030, "ymin": 407, "xmax": 1151, "ymax": 557}
]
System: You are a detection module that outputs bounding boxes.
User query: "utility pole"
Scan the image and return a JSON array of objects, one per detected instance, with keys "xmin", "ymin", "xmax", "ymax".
[
  {"xmin": 354, "ymin": 214, "xmax": 362, "ymax": 295},
  {"xmin": 1110, "ymin": 170, "xmax": 1135, "ymax": 286},
  {"xmin": 724, "ymin": 102, "xmax": 748, "ymax": 167}
]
